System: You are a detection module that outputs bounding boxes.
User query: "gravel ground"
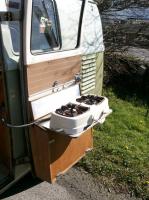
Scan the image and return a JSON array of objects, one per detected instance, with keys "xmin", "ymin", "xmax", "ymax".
[{"xmin": 0, "ymin": 167, "xmax": 140, "ymax": 200}]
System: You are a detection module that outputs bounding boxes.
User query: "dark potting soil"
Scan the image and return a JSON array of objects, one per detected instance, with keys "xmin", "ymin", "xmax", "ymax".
[
  {"xmin": 76, "ymin": 95, "xmax": 104, "ymax": 105},
  {"xmin": 55, "ymin": 103, "xmax": 89, "ymax": 117}
]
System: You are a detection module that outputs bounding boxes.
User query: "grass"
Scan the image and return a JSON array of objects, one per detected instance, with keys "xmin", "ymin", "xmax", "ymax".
[{"xmin": 79, "ymin": 87, "xmax": 149, "ymax": 199}]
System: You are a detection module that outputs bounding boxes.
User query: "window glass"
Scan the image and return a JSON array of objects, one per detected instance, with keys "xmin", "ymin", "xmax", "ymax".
[
  {"xmin": 7, "ymin": 0, "xmax": 21, "ymax": 55},
  {"xmin": 9, "ymin": 22, "xmax": 20, "ymax": 54},
  {"xmin": 31, "ymin": 0, "xmax": 60, "ymax": 53},
  {"xmin": 56, "ymin": 0, "xmax": 83, "ymax": 50}
]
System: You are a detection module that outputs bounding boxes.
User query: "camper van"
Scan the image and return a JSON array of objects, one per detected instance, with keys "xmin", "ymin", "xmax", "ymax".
[{"xmin": 0, "ymin": 0, "xmax": 111, "ymax": 194}]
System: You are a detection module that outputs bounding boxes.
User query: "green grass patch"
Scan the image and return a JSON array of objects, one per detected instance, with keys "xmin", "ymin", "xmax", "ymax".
[{"xmin": 79, "ymin": 88, "xmax": 149, "ymax": 199}]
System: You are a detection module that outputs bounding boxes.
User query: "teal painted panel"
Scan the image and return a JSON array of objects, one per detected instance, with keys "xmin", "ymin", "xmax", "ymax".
[{"xmin": 5, "ymin": 70, "xmax": 27, "ymax": 160}]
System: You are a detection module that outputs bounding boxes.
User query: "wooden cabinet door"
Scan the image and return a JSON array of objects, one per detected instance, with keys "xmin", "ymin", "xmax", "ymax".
[{"xmin": 30, "ymin": 126, "xmax": 93, "ymax": 183}]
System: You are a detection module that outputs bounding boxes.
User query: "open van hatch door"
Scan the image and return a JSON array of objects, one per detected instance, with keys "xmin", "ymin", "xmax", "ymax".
[{"xmin": 23, "ymin": 0, "xmax": 111, "ymax": 183}]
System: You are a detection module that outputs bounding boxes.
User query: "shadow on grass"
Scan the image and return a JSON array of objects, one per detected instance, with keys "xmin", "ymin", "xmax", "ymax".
[
  {"xmin": 105, "ymin": 71, "xmax": 149, "ymax": 108},
  {"xmin": 0, "ymin": 173, "xmax": 41, "ymax": 199},
  {"xmin": 104, "ymin": 53, "xmax": 149, "ymax": 109}
]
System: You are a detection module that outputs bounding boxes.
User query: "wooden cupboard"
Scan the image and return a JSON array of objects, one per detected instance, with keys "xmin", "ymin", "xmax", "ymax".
[{"xmin": 30, "ymin": 125, "xmax": 93, "ymax": 183}]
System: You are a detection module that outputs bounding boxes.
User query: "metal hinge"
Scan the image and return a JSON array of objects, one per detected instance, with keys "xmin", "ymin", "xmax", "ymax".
[{"xmin": 0, "ymin": 11, "xmax": 21, "ymax": 21}]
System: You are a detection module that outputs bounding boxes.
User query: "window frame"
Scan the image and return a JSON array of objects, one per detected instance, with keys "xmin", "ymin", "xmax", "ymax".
[
  {"xmin": 30, "ymin": 0, "xmax": 61, "ymax": 55},
  {"xmin": 30, "ymin": 0, "xmax": 85, "ymax": 56}
]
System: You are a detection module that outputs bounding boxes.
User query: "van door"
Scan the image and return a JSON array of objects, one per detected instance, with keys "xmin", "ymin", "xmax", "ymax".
[
  {"xmin": 23, "ymin": 0, "xmax": 84, "ymax": 97},
  {"xmin": 23, "ymin": 0, "xmax": 93, "ymax": 183},
  {"xmin": 23, "ymin": 0, "xmax": 110, "ymax": 183}
]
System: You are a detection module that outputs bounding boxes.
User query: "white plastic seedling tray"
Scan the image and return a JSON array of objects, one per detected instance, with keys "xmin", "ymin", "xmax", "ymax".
[
  {"xmin": 75, "ymin": 96, "xmax": 112, "ymax": 122},
  {"xmin": 50, "ymin": 104, "xmax": 93, "ymax": 135},
  {"xmin": 30, "ymin": 83, "xmax": 112, "ymax": 137},
  {"xmin": 50, "ymin": 96, "xmax": 112, "ymax": 136}
]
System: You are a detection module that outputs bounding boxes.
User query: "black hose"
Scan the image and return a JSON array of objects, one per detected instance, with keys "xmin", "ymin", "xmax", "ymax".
[{"xmin": 0, "ymin": 116, "xmax": 49, "ymax": 128}]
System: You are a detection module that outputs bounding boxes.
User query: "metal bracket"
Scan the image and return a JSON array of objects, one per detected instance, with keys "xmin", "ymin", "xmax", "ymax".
[
  {"xmin": 0, "ymin": 11, "xmax": 21, "ymax": 21},
  {"xmin": 75, "ymin": 73, "xmax": 81, "ymax": 83}
]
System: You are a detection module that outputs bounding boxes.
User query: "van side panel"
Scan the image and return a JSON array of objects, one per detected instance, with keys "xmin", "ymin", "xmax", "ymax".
[
  {"xmin": 0, "ymin": 24, "xmax": 27, "ymax": 161},
  {"xmin": 5, "ymin": 70, "xmax": 27, "ymax": 159},
  {"xmin": 95, "ymin": 52, "xmax": 104, "ymax": 95}
]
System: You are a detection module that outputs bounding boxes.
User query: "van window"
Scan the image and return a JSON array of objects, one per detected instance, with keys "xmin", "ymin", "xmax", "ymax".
[
  {"xmin": 9, "ymin": 22, "xmax": 20, "ymax": 54},
  {"xmin": 31, "ymin": 0, "xmax": 60, "ymax": 54},
  {"xmin": 31, "ymin": 0, "xmax": 84, "ymax": 54},
  {"xmin": 56, "ymin": 0, "xmax": 83, "ymax": 50}
]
